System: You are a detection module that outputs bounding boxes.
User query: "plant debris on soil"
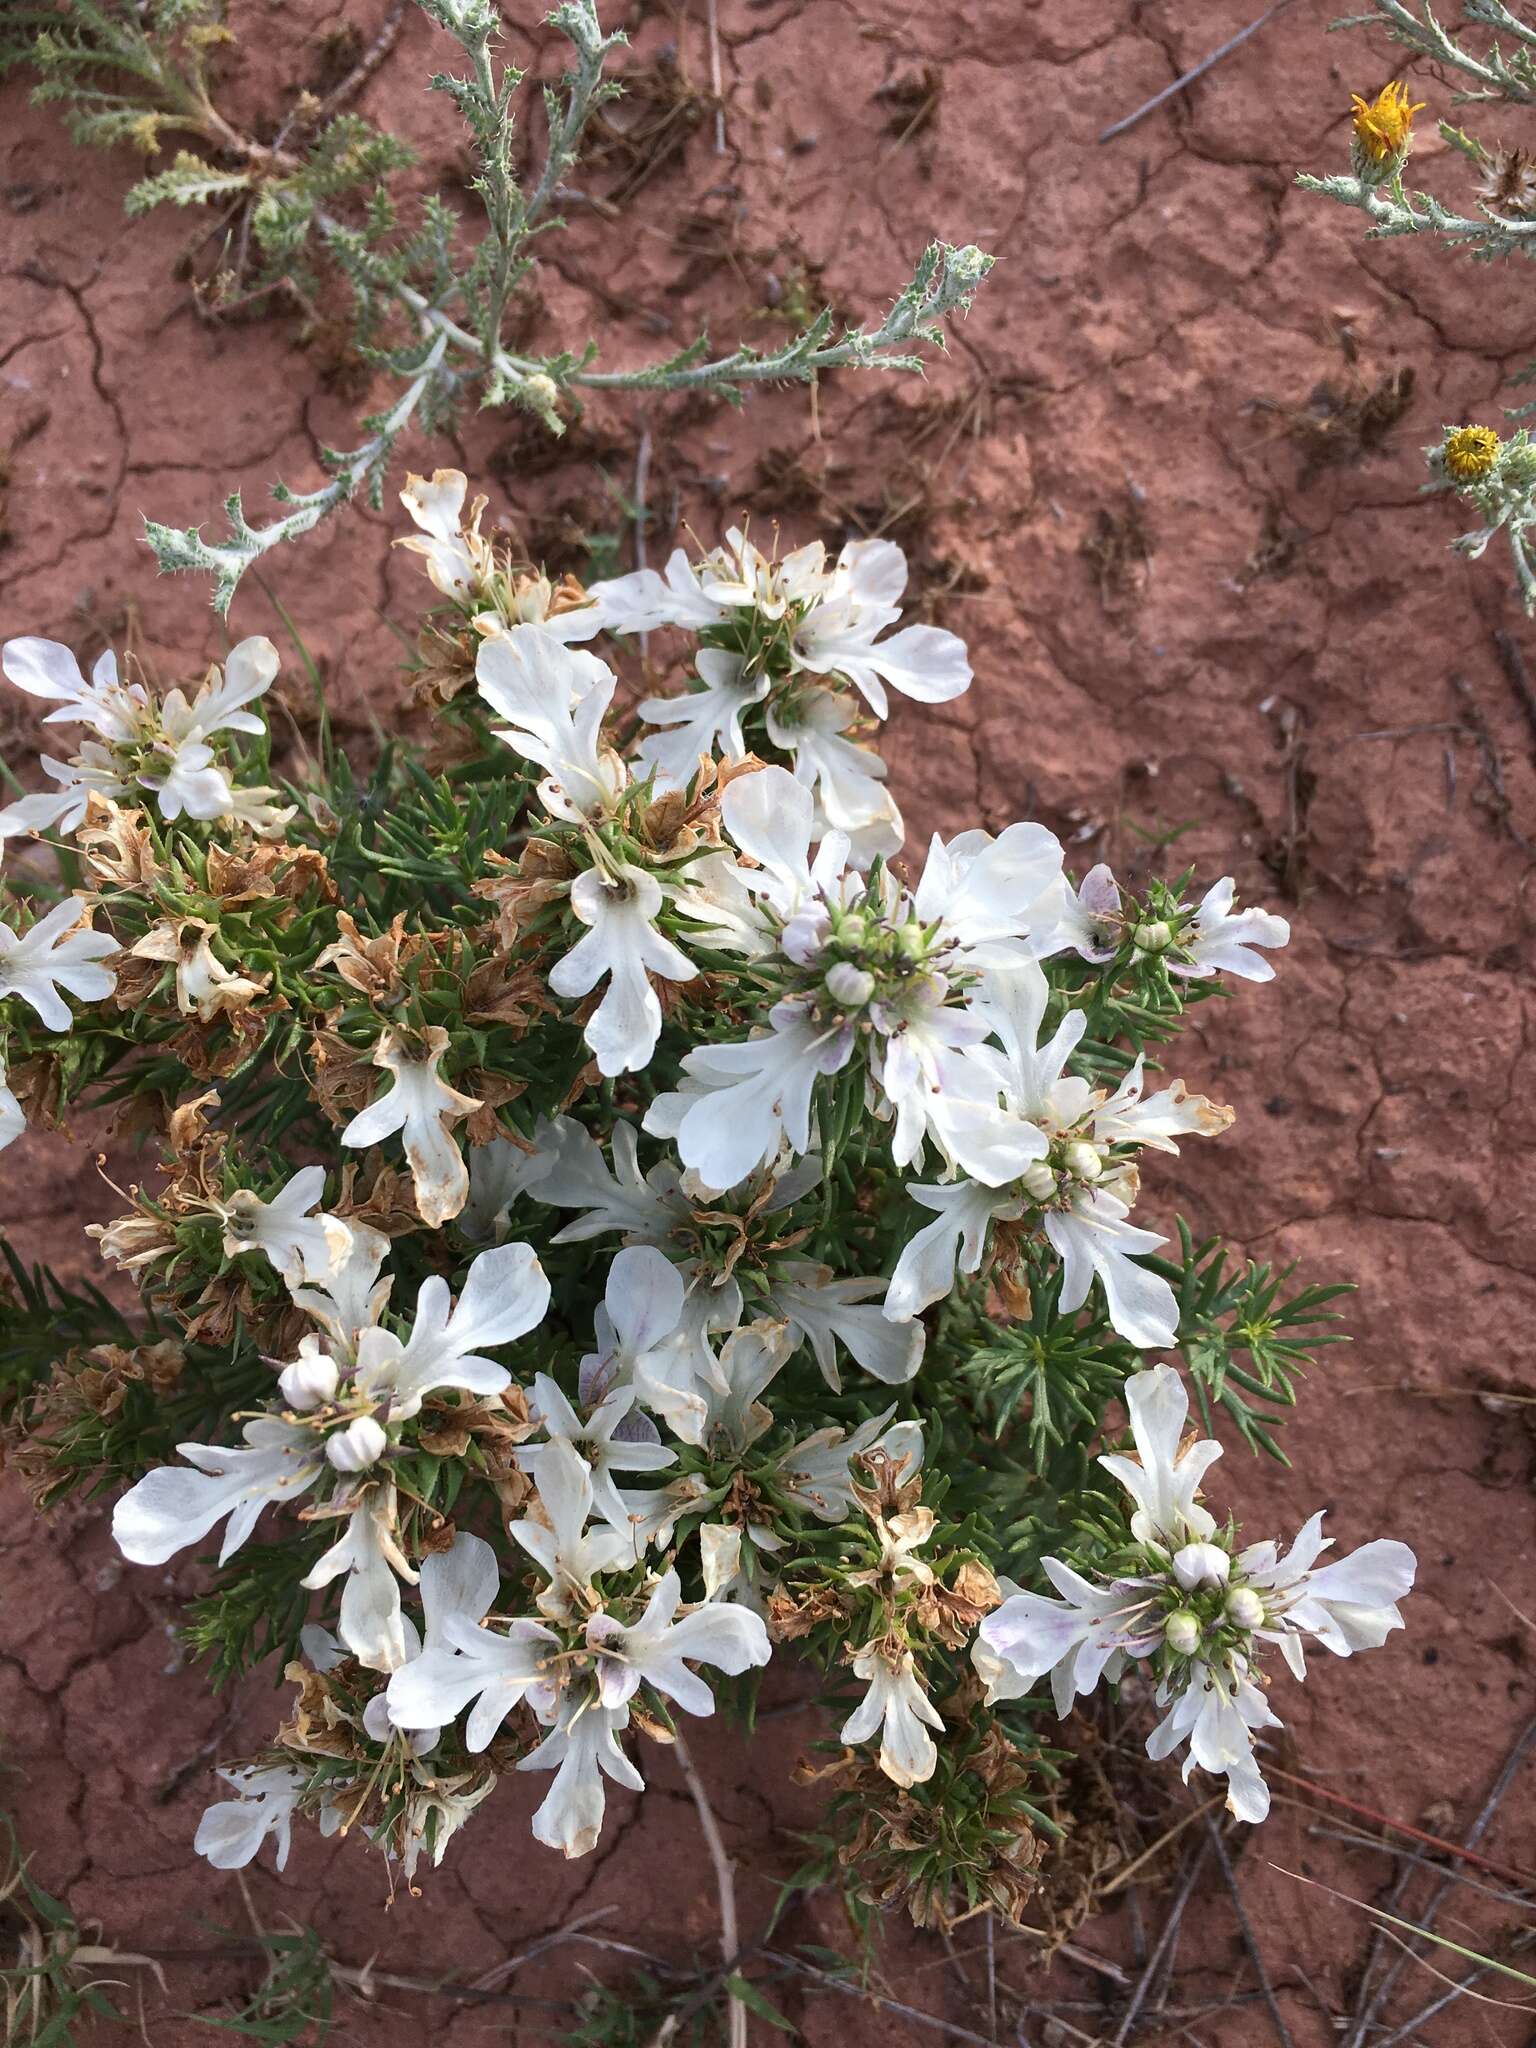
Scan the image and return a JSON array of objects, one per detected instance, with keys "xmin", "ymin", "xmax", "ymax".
[{"xmin": 1, "ymin": 1, "xmax": 1534, "ymax": 2043}]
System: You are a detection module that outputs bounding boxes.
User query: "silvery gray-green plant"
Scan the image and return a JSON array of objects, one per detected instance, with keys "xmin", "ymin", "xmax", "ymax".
[
  {"xmin": 3, "ymin": 0, "xmax": 993, "ymax": 613},
  {"xmin": 1302, "ymin": 4, "xmax": 1536, "ymax": 606}
]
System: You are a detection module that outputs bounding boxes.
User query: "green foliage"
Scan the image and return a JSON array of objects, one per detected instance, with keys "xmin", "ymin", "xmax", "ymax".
[
  {"xmin": 200, "ymin": 1925, "xmax": 335, "ymax": 2044},
  {"xmin": 0, "ymin": 1818, "xmax": 131, "ymax": 2046},
  {"xmin": 1165, "ymin": 1221, "xmax": 1351, "ymax": 1459}
]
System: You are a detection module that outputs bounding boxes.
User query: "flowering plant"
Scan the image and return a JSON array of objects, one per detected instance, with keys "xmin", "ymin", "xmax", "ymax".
[
  {"xmin": 0, "ymin": 476, "xmax": 1412, "ymax": 1922},
  {"xmin": 1302, "ymin": 4, "xmax": 1536, "ymax": 608}
]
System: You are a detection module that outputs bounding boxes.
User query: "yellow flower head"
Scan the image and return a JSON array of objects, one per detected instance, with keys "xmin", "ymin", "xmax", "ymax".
[
  {"xmin": 1350, "ymin": 80, "xmax": 1425, "ymax": 166},
  {"xmin": 1443, "ymin": 424, "xmax": 1502, "ymax": 483}
]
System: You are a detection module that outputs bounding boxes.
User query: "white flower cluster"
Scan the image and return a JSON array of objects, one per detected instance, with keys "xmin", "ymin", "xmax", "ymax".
[
  {"xmin": 585, "ymin": 527, "xmax": 970, "ymax": 860},
  {"xmin": 975, "ymin": 1365, "xmax": 1416, "ymax": 1822},
  {"xmin": 1, "ymin": 476, "xmax": 1411, "ymax": 1885},
  {"xmin": 111, "ymin": 1174, "xmax": 915, "ymax": 1860},
  {"xmin": 0, "ymin": 634, "xmax": 293, "ymax": 844}
]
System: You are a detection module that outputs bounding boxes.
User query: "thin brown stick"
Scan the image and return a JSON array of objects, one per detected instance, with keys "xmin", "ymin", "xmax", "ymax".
[
  {"xmin": 672, "ymin": 1734, "xmax": 745, "ymax": 2048},
  {"xmin": 1098, "ymin": 3, "xmax": 1296, "ymax": 143},
  {"xmin": 1110, "ymin": 1840, "xmax": 1210, "ymax": 2047},
  {"xmin": 1266, "ymin": 1765, "xmax": 1536, "ymax": 1889},
  {"xmin": 705, "ymin": 0, "xmax": 726, "ymax": 154},
  {"xmin": 312, "ymin": 0, "xmax": 409, "ymax": 128},
  {"xmin": 1203, "ymin": 1815, "xmax": 1296, "ymax": 2048},
  {"xmin": 1344, "ymin": 1713, "xmax": 1536, "ymax": 2048},
  {"xmin": 1097, "ymin": 1793, "xmax": 1225, "ymax": 1896}
]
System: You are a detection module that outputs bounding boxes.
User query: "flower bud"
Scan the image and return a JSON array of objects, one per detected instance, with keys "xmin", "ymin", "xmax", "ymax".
[
  {"xmin": 526, "ymin": 372, "xmax": 560, "ymax": 407},
  {"xmin": 825, "ymin": 961, "xmax": 876, "ymax": 1008},
  {"xmin": 1132, "ymin": 920, "xmax": 1172, "ymax": 952},
  {"xmin": 1164, "ymin": 1610, "xmax": 1202, "ymax": 1656},
  {"xmin": 1019, "ymin": 1160, "xmax": 1057, "ymax": 1202},
  {"xmin": 1499, "ymin": 440, "xmax": 1536, "ymax": 490},
  {"xmin": 1062, "ymin": 1140, "xmax": 1104, "ymax": 1182},
  {"xmin": 1172, "ymin": 1541, "xmax": 1231, "ymax": 1592},
  {"xmin": 326, "ymin": 1414, "xmax": 388, "ymax": 1473},
  {"xmin": 1225, "ymin": 1585, "xmax": 1266, "ymax": 1631},
  {"xmin": 279, "ymin": 1347, "xmax": 339, "ymax": 1412}
]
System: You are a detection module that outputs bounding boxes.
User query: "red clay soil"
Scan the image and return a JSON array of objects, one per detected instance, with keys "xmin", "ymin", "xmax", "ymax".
[{"xmin": 2, "ymin": 2, "xmax": 1534, "ymax": 2042}]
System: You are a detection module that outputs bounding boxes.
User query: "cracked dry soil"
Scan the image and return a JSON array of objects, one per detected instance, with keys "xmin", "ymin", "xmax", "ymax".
[{"xmin": 2, "ymin": 1, "xmax": 1534, "ymax": 2042}]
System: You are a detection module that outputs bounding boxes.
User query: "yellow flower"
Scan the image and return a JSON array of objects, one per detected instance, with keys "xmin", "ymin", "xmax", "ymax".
[
  {"xmin": 1350, "ymin": 81, "xmax": 1425, "ymax": 166},
  {"xmin": 1443, "ymin": 424, "xmax": 1502, "ymax": 483}
]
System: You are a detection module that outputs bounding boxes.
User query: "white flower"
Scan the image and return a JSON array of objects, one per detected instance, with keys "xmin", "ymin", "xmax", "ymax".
[
  {"xmin": 381, "ymin": 1529, "xmax": 503, "ymax": 1742},
  {"xmin": 2, "ymin": 636, "xmax": 144, "ymax": 738},
  {"xmin": 1044, "ymin": 1187, "xmax": 1180, "ymax": 1352},
  {"xmin": 586, "ymin": 1567, "xmax": 771, "ymax": 1713},
  {"xmin": 341, "ymin": 1025, "xmax": 482, "ymax": 1228},
  {"xmin": 644, "ymin": 998, "xmax": 846, "ymax": 1194},
  {"xmin": 883, "ymin": 965, "xmax": 1225, "ymax": 1348},
  {"xmin": 791, "ymin": 538, "xmax": 972, "ymax": 718},
  {"xmin": 0, "ymin": 747, "xmax": 128, "ymax": 842},
  {"xmin": 519, "ymin": 1372, "xmax": 675, "ymax": 1540},
  {"xmin": 476, "ymin": 627, "xmax": 627, "ymax": 821},
  {"xmin": 112, "ymin": 1417, "xmax": 324, "ymax": 1566},
  {"xmin": 303, "ymin": 1481, "xmax": 415, "ymax": 1670},
  {"xmin": 840, "ymin": 1643, "xmax": 944, "ymax": 1787},
  {"xmin": 524, "ymin": 1115, "xmax": 681, "ymax": 1245},
  {"xmin": 635, "ymin": 648, "xmax": 768, "ymax": 793},
  {"xmin": 975, "ymin": 1561, "xmax": 1159, "ymax": 1715},
  {"xmin": 194, "ymin": 1765, "xmax": 305, "ymax": 1872},
  {"xmin": 509, "ymin": 1436, "xmax": 637, "ymax": 1618},
  {"xmin": 129, "ymin": 917, "xmax": 268, "ymax": 1020},
  {"xmin": 351, "ymin": 1239, "xmax": 550, "ymax": 1421},
  {"xmin": 977, "ymin": 1371, "xmax": 1415, "ymax": 1827},
  {"xmin": 911, "ymin": 822, "xmax": 1070, "ymax": 969},
  {"xmin": 1090, "ymin": 1059, "xmax": 1235, "ymax": 1155},
  {"xmin": 549, "ymin": 864, "xmax": 696, "ymax": 1077},
  {"xmin": 1170, "ymin": 878, "xmax": 1290, "ymax": 982},
  {"xmin": 587, "ymin": 545, "xmax": 731, "ymax": 636},
  {"xmin": 577, "ymin": 1243, "xmax": 708, "ymax": 1442},
  {"xmin": 1237, "ymin": 1512, "xmax": 1416, "ymax": 1677},
  {"xmin": 0, "ymin": 636, "xmax": 278, "ymax": 838},
  {"xmin": 1097, "ymin": 1364, "xmax": 1221, "ymax": 1549},
  {"xmin": 459, "ymin": 1134, "xmax": 553, "ymax": 1243},
  {"xmin": 396, "ymin": 469, "xmax": 494, "ymax": 599},
  {"xmin": 387, "ymin": 1607, "xmax": 559, "ymax": 1751},
  {"xmin": 765, "ymin": 688, "xmax": 902, "ymax": 863},
  {"xmin": 715, "ymin": 762, "xmax": 851, "ymax": 930},
  {"xmin": 0, "ymin": 895, "xmax": 117, "ymax": 1030},
  {"xmin": 287, "ymin": 1221, "xmax": 393, "ymax": 1349},
  {"xmin": 519, "ymin": 1692, "xmax": 642, "ymax": 1858},
  {"xmin": 699, "ymin": 530, "xmax": 827, "ymax": 618},
  {"xmin": 765, "ymin": 1258, "xmax": 923, "ymax": 1388},
  {"xmin": 776, "ymin": 1414, "xmax": 923, "ymax": 1523},
  {"xmin": 1036, "ymin": 863, "xmax": 1122, "ymax": 963},
  {"xmin": 694, "ymin": 1320, "xmax": 797, "ymax": 1455},
  {"xmin": 883, "ymin": 1178, "xmax": 1023, "ymax": 1321},
  {"xmin": 212, "ymin": 1167, "xmax": 351, "ymax": 1286},
  {"xmin": 1146, "ymin": 1653, "xmax": 1280, "ymax": 1824},
  {"xmin": 145, "ymin": 638, "xmax": 278, "ymax": 821},
  {"xmin": 0, "ymin": 1062, "xmax": 23, "ymax": 1153}
]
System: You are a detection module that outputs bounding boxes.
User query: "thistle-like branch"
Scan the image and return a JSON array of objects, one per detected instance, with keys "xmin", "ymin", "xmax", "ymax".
[{"xmin": 143, "ymin": 331, "xmax": 450, "ymax": 613}]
